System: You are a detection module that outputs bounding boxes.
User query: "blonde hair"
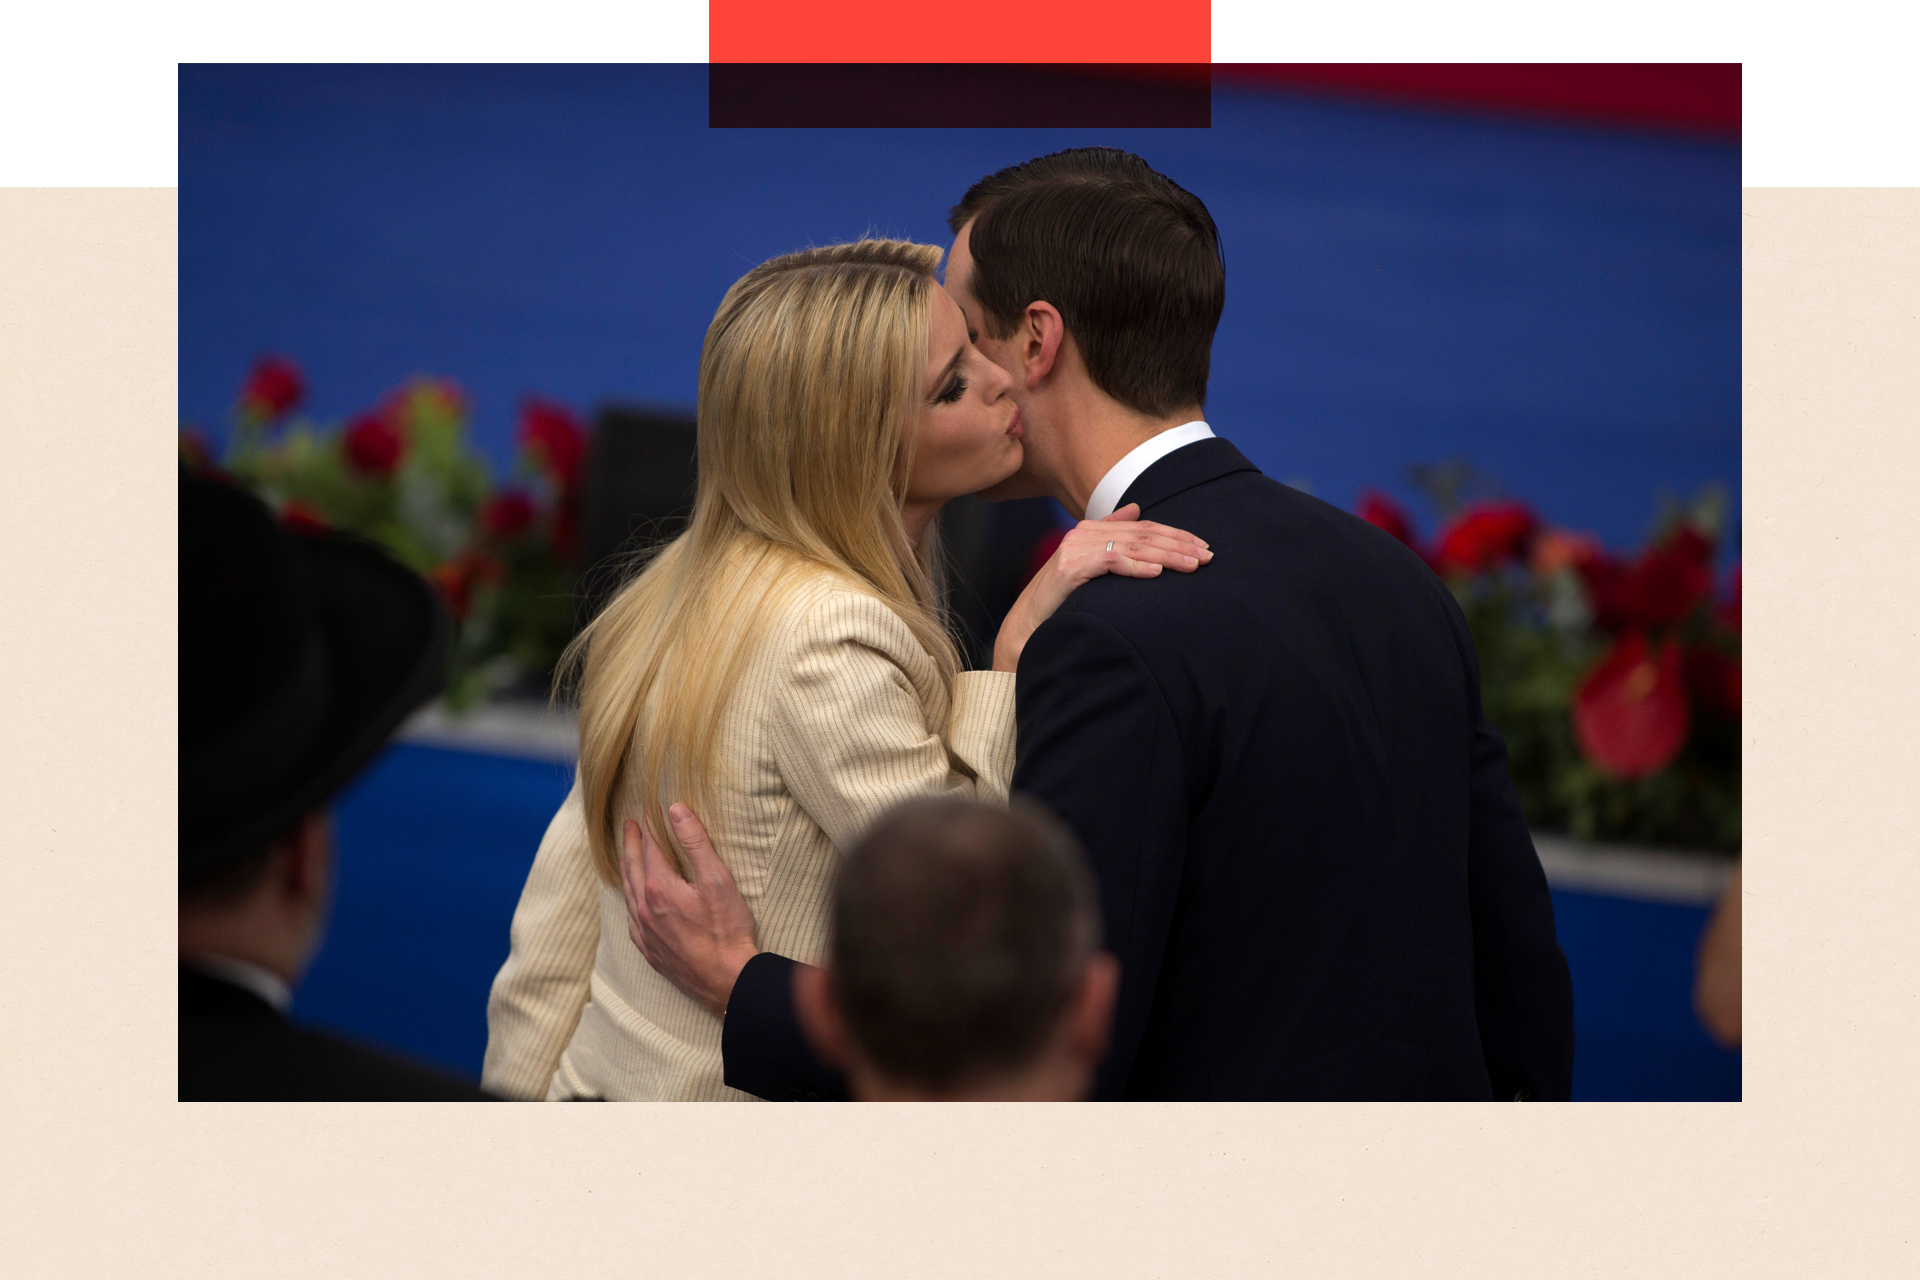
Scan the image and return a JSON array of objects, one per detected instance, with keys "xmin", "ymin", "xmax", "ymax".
[{"xmin": 560, "ymin": 239, "xmax": 962, "ymax": 884}]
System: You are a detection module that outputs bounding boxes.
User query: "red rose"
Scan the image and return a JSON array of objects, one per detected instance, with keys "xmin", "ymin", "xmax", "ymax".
[
  {"xmin": 518, "ymin": 400, "xmax": 587, "ymax": 488},
  {"xmin": 1358, "ymin": 490, "xmax": 1419, "ymax": 548},
  {"xmin": 238, "ymin": 356, "xmax": 305, "ymax": 423},
  {"xmin": 1432, "ymin": 501, "xmax": 1537, "ymax": 575},
  {"xmin": 342, "ymin": 411, "xmax": 405, "ymax": 477},
  {"xmin": 1573, "ymin": 631, "xmax": 1691, "ymax": 778},
  {"xmin": 481, "ymin": 490, "xmax": 536, "ymax": 539},
  {"xmin": 1578, "ymin": 525, "xmax": 1716, "ymax": 632},
  {"xmin": 1630, "ymin": 525, "xmax": 1714, "ymax": 627},
  {"xmin": 280, "ymin": 500, "xmax": 331, "ymax": 534}
]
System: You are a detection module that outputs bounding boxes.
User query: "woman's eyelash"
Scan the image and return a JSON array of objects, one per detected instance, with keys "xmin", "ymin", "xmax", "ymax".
[{"xmin": 935, "ymin": 375, "xmax": 967, "ymax": 405}]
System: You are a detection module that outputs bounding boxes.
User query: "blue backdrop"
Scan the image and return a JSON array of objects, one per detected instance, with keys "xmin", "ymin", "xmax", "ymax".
[{"xmin": 180, "ymin": 64, "xmax": 1740, "ymax": 552}]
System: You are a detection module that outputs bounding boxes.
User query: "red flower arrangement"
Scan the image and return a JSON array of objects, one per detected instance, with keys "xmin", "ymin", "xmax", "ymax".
[
  {"xmin": 1354, "ymin": 478, "xmax": 1740, "ymax": 851},
  {"xmin": 192, "ymin": 364, "xmax": 592, "ymax": 710}
]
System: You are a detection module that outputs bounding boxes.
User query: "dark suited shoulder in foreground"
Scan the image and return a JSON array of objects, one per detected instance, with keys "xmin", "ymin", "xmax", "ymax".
[
  {"xmin": 1011, "ymin": 437, "xmax": 1575, "ymax": 1100},
  {"xmin": 180, "ymin": 966, "xmax": 493, "ymax": 1102}
]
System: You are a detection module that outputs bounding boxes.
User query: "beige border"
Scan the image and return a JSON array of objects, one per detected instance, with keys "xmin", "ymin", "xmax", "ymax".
[{"xmin": 3, "ymin": 186, "xmax": 1916, "ymax": 1275}]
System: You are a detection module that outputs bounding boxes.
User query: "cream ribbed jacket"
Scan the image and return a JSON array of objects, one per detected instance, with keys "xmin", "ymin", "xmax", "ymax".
[{"xmin": 481, "ymin": 573, "xmax": 1016, "ymax": 1101}]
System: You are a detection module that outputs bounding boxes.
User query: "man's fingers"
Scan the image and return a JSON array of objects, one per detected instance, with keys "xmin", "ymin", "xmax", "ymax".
[
  {"xmin": 636, "ymin": 816, "xmax": 668, "ymax": 884},
  {"xmin": 619, "ymin": 821, "xmax": 651, "ymax": 957},
  {"xmin": 638, "ymin": 816, "xmax": 694, "ymax": 896},
  {"xmin": 668, "ymin": 802, "xmax": 735, "ymax": 888}
]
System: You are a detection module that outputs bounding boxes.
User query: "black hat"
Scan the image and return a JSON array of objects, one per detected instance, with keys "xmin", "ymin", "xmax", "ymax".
[{"xmin": 180, "ymin": 468, "xmax": 451, "ymax": 889}]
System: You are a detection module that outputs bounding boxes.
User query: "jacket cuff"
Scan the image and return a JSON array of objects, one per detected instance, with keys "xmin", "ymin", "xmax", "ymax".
[
  {"xmin": 948, "ymin": 669, "xmax": 1018, "ymax": 798},
  {"xmin": 720, "ymin": 952, "xmax": 850, "ymax": 1102}
]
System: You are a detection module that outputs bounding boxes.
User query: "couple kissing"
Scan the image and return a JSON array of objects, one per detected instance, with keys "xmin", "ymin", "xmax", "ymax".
[{"xmin": 483, "ymin": 147, "xmax": 1575, "ymax": 1103}]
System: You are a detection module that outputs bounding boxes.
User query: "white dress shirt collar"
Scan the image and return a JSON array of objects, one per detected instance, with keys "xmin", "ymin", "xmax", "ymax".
[
  {"xmin": 184, "ymin": 952, "xmax": 293, "ymax": 1014},
  {"xmin": 1083, "ymin": 421, "xmax": 1215, "ymax": 520}
]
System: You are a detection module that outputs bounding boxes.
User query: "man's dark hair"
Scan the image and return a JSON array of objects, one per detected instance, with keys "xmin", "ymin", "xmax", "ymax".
[
  {"xmin": 949, "ymin": 147, "xmax": 1225, "ymax": 419},
  {"xmin": 830, "ymin": 797, "xmax": 1101, "ymax": 1091},
  {"xmin": 180, "ymin": 844, "xmax": 278, "ymax": 910}
]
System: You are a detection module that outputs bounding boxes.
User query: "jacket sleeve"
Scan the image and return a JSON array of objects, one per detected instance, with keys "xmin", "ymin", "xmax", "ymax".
[
  {"xmin": 481, "ymin": 778, "xmax": 601, "ymax": 1100},
  {"xmin": 721, "ymin": 953, "xmax": 850, "ymax": 1101},
  {"xmin": 719, "ymin": 592, "xmax": 1016, "ymax": 1100},
  {"xmin": 1010, "ymin": 607, "xmax": 1189, "ymax": 1101},
  {"xmin": 771, "ymin": 591, "xmax": 1016, "ymax": 850},
  {"xmin": 1446, "ymin": 597, "xmax": 1578, "ymax": 1100}
]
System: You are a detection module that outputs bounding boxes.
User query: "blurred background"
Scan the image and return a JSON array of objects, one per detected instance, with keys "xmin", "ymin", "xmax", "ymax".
[{"xmin": 180, "ymin": 63, "xmax": 1742, "ymax": 1100}]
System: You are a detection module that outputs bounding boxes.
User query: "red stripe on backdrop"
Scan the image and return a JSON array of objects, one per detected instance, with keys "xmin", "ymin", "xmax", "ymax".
[
  {"xmin": 1213, "ymin": 64, "xmax": 1741, "ymax": 137},
  {"xmin": 708, "ymin": 0, "xmax": 1210, "ymax": 64}
]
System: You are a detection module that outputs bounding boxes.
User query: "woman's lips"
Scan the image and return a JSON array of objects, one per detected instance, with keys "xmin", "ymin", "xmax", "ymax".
[{"xmin": 1006, "ymin": 406, "xmax": 1024, "ymax": 439}]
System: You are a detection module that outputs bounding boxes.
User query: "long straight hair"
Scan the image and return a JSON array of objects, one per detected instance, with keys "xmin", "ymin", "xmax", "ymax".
[{"xmin": 560, "ymin": 239, "xmax": 962, "ymax": 884}]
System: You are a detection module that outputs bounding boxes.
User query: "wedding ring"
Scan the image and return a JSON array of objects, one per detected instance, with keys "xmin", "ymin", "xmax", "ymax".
[{"xmin": 1106, "ymin": 540, "xmax": 1115, "ymax": 553}]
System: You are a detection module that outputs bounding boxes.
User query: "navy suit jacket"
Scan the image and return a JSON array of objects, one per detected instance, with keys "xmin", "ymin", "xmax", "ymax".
[{"xmin": 723, "ymin": 438, "xmax": 1574, "ymax": 1101}]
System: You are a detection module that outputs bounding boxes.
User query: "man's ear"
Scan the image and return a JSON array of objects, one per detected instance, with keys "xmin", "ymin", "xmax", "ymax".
[
  {"xmin": 1067, "ymin": 951, "xmax": 1121, "ymax": 1065},
  {"xmin": 1020, "ymin": 301, "xmax": 1067, "ymax": 390},
  {"xmin": 279, "ymin": 810, "xmax": 333, "ymax": 907},
  {"xmin": 792, "ymin": 963, "xmax": 851, "ymax": 1070}
]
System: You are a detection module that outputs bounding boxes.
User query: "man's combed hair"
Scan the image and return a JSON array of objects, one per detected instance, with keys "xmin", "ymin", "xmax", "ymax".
[
  {"xmin": 830, "ymin": 798, "xmax": 1101, "ymax": 1091},
  {"xmin": 949, "ymin": 147, "xmax": 1225, "ymax": 419}
]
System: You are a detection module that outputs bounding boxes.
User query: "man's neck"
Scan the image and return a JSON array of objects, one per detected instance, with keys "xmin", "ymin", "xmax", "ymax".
[
  {"xmin": 1046, "ymin": 401, "xmax": 1206, "ymax": 519},
  {"xmin": 853, "ymin": 1059, "xmax": 1090, "ymax": 1102}
]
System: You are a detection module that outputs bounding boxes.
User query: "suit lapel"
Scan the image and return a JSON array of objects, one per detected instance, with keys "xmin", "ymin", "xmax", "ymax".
[{"xmin": 1118, "ymin": 437, "xmax": 1263, "ymax": 514}]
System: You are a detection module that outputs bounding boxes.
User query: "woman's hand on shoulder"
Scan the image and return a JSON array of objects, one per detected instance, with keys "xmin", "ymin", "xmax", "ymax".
[{"xmin": 991, "ymin": 504, "xmax": 1211, "ymax": 672}]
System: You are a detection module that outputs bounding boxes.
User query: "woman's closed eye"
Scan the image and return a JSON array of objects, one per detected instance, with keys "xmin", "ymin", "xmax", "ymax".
[{"xmin": 933, "ymin": 374, "xmax": 967, "ymax": 406}]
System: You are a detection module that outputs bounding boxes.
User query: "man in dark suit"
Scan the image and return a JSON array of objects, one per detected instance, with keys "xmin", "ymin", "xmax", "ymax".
[
  {"xmin": 179, "ymin": 468, "xmax": 495, "ymax": 1100},
  {"xmin": 620, "ymin": 148, "xmax": 1575, "ymax": 1100}
]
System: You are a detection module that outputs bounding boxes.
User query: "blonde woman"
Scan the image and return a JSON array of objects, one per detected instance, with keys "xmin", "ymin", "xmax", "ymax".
[{"xmin": 482, "ymin": 240, "xmax": 1209, "ymax": 1101}]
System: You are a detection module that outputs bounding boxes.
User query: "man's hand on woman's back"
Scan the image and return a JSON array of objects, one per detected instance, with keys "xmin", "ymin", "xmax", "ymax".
[{"xmin": 618, "ymin": 806, "xmax": 761, "ymax": 1018}]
